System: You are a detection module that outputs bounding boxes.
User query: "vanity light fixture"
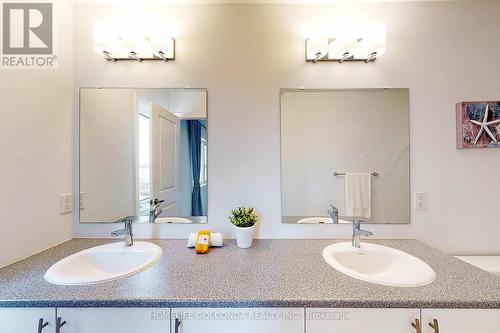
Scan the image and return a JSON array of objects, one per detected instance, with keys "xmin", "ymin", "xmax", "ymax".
[
  {"xmin": 93, "ymin": 23, "xmax": 175, "ymax": 62},
  {"xmin": 306, "ymin": 25, "xmax": 386, "ymax": 63}
]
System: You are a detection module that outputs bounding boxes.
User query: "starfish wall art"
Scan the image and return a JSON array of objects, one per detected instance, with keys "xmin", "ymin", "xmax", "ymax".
[{"xmin": 456, "ymin": 101, "xmax": 500, "ymax": 149}]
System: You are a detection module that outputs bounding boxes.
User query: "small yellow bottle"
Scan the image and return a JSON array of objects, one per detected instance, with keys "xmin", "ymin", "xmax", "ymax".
[{"xmin": 195, "ymin": 230, "xmax": 211, "ymax": 254}]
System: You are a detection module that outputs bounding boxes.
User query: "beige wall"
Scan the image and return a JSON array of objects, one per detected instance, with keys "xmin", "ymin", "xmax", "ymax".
[
  {"xmin": 72, "ymin": 1, "xmax": 500, "ymax": 254},
  {"xmin": 0, "ymin": 0, "xmax": 74, "ymax": 267}
]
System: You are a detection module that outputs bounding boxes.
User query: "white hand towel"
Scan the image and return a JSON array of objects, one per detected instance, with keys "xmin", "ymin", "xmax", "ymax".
[
  {"xmin": 186, "ymin": 232, "xmax": 224, "ymax": 248},
  {"xmin": 345, "ymin": 173, "xmax": 372, "ymax": 219}
]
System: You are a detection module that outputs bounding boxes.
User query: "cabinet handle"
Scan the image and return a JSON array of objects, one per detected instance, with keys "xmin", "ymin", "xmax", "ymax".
[
  {"xmin": 37, "ymin": 318, "xmax": 49, "ymax": 333},
  {"xmin": 411, "ymin": 319, "xmax": 422, "ymax": 333},
  {"xmin": 174, "ymin": 318, "xmax": 181, "ymax": 333},
  {"xmin": 56, "ymin": 317, "xmax": 66, "ymax": 333},
  {"xmin": 429, "ymin": 319, "xmax": 440, "ymax": 333}
]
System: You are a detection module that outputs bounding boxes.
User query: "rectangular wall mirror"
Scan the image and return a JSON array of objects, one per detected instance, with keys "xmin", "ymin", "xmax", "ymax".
[
  {"xmin": 79, "ymin": 88, "xmax": 208, "ymax": 224},
  {"xmin": 281, "ymin": 88, "xmax": 410, "ymax": 224}
]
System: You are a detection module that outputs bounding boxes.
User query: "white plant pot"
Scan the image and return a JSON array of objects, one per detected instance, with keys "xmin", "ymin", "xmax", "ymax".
[{"xmin": 233, "ymin": 225, "xmax": 255, "ymax": 249}]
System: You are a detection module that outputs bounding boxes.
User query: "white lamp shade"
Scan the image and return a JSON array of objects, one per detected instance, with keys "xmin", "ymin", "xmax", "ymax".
[
  {"xmin": 358, "ymin": 25, "xmax": 386, "ymax": 58},
  {"xmin": 93, "ymin": 24, "xmax": 114, "ymax": 55},
  {"xmin": 329, "ymin": 37, "xmax": 358, "ymax": 59},
  {"xmin": 363, "ymin": 37, "xmax": 386, "ymax": 57},
  {"xmin": 150, "ymin": 35, "xmax": 175, "ymax": 59},
  {"xmin": 120, "ymin": 31, "xmax": 154, "ymax": 58},
  {"xmin": 307, "ymin": 38, "xmax": 329, "ymax": 60},
  {"xmin": 93, "ymin": 24, "xmax": 127, "ymax": 58}
]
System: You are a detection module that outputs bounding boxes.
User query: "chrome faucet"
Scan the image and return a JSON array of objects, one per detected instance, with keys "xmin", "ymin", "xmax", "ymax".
[
  {"xmin": 352, "ymin": 219, "xmax": 373, "ymax": 248},
  {"xmin": 327, "ymin": 205, "xmax": 339, "ymax": 224},
  {"xmin": 149, "ymin": 199, "xmax": 164, "ymax": 223},
  {"xmin": 111, "ymin": 218, "xmax": 134, "ymax": 247}
]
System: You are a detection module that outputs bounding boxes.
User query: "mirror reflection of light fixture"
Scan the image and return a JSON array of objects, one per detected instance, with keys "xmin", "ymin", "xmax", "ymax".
[
  {"xmin": 93, "ymin": 23, "xmax": 175, "ymax": 62},
  {"xmin": 306, "ymin": 25, "xmax": 386, "ymax": 63}
]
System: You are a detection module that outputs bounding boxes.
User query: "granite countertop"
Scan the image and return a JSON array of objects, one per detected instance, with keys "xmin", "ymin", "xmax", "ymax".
[{"xmin": 1, "ymin": 239, "xmax": 500, "ymax": 308}]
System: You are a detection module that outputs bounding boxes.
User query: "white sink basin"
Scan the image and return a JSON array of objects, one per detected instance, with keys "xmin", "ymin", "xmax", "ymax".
[
  {"xmin": 155, "ymin": 217, "xmax": 194, "ymax": 224},
  {"xmin": 44, "ymin": 241, "xmax": 162, "ymax": 285},
  {"xmin": 322, "ymin": 242, "xmax": 436, "ymax": 287},
  {"xmin": 297, "ymin": 217, "xmax": 351, "ymax": 224}
]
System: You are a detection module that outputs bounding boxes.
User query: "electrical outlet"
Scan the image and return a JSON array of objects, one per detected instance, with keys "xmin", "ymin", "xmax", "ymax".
[
  {"xmin": 60, "ymin": 193, "xmax": 73, "ymax": 215},
  {"xmin": 414, "ymin": 192, "xmax": 427, "ymax": 211},
  {"xmin": 80, "ymin": 191, "xmax": 86, "ymax": 210}
]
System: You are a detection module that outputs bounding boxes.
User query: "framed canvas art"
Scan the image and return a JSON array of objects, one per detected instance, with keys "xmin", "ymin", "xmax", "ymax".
[{"xmin": 456, "ymin": 101, "xmax": 500, "ymax": 149}]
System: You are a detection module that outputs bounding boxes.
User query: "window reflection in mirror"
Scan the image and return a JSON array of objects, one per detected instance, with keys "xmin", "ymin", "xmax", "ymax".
[
  {"xmin": 79, "ymin": 88, "xmax": 208, "ymax": 224},
  {"xmin": 138, "ymin": 112, "xmax": 151, "ymax": 218}
]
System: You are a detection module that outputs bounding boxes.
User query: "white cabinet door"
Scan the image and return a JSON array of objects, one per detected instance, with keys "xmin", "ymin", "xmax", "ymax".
[
  {"xmin": 422, "ymin": 309, "xmax": 500, "ymax": 333},
  {"xmin": 171, "ymin": 308, "xmax": 304, "ymax": 333},
  {"xmin": 306, "ymin": 308, "xmax": 420, "ymax": 333},
  {"xmin": 57, "ymin": 308, "xmax": 170, "ymax": 333},
  {"xmin": 0, "ymin": 308, "xmax": 55, "ymax": 333}
]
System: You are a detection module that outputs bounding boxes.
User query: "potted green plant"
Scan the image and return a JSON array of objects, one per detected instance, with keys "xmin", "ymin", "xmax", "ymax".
[{"xmin": 229, "ymin": 207, "xmax": 258, "ymax": 248}]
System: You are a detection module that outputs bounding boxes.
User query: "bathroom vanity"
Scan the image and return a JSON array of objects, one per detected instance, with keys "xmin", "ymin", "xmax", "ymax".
[{"xmin": 1, "ymin": 239, "xmax": 500, "ymax": 332}]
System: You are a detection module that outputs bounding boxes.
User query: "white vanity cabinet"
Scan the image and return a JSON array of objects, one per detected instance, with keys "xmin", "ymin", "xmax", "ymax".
[
  {"xmin": 56, "ymin": 308, "xmax": 170, "ymax": 333},
  {"xmin": 0, "ymin": 308, "xmax": 55, "ymax": 333},
  {"xmin": 4, "ymin": 307, "xmax": 500, "ymax": 333},
  {"xmin": 421, "ymin": 309, "xmax": 500, "ymax": 333},
  {"xmin": 171, "ymin": 308, "xmax": 304, "ymax": 333},
  {"xmin": 306, "ymin": 308, "xmax": 421, "ymax": 333}
]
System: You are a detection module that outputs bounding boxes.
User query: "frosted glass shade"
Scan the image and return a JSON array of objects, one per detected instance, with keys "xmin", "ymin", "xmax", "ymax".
[
  {"xmin": 358, "ymin": 26, "xmax": 386, "ymax": 58},
  {"xmin": 150, "ymin": 35, "xmax": 175, "ymax": 59},
  {"xmin": 307, "ymin": 38, "xmax": 329, "ymax": 60},
  {"xmin": 329, "ymin": 38, "xmax": 358, "ymax": 60}
]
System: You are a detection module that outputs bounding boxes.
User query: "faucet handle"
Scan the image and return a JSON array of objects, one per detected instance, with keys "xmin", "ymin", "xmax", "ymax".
[
  {"xmin": 327, "ymin": 205, "xmax": 338, "ymax": 216},
  {"xmin": 124, "ymin": 218, "xmax": 133, "ymax": 229},
  {"xmin": 352, "ymin": 218, "xmax": 367, "ymax": 229},
  {"xmin": 153, "ymin": 199, "xmax": 165, "ymax": 205}
]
